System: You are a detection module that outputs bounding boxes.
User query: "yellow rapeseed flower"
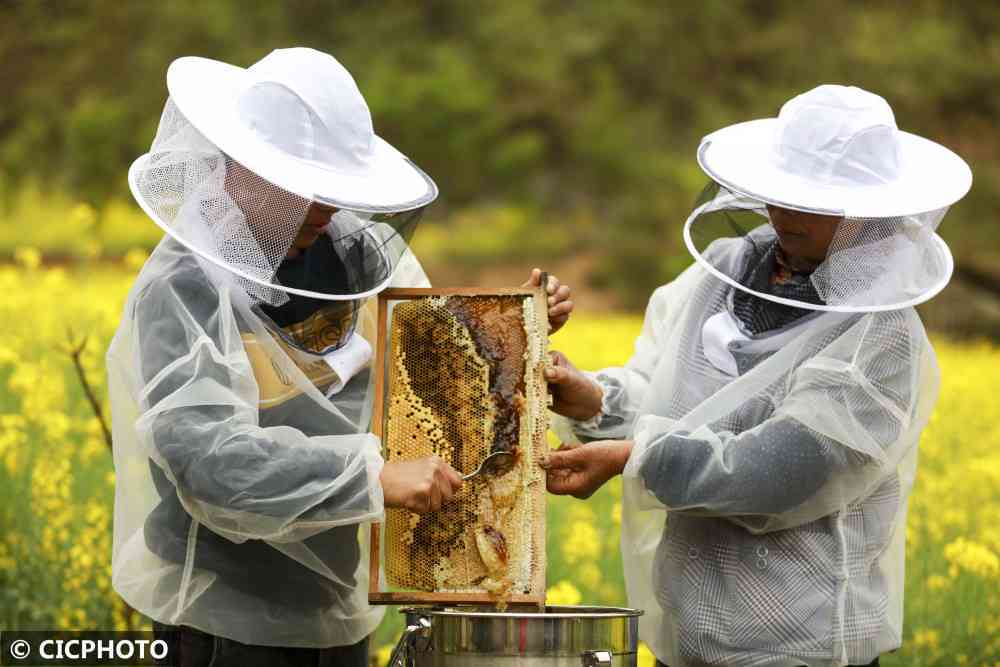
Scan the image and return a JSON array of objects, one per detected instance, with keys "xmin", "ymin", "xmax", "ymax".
[
  {"xmin": 124, "ymin": 247, "xmax": 150, "ymax": 272},
  {"xmin": 13, "ymin": 246, "xmax": 41, "ymax": 270},
  {"xmin": 0, "ymin": 261, "xmax": 999, "ymax": 646},
  {"xmin": 912, "ymin": 627, "xmax": 940, "ymax": 651},
  {"xmin": 546, "ymin": 580, "xmax": 582, "ymax": 606},
  {"xmin": 638, "ymin": 643, "xmax": 656, "ymax": 667},
  {"xmin": 578, "ymin": 562, "xmax": 603, "ymax": 589},
  {"xmin": 562, "ymin": 520, "xmax": 600, "ymax": 565},
  {"xmin": 69, "ymin": 202, "xmax": 98, "ymax": 229},
  {"xmin": 944, "ymin": 537, "xmax": 1000, "ymax": 579}
]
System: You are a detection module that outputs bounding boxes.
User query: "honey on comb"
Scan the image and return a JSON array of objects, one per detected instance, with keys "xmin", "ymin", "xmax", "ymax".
[{"xmin": 382, "ymin": 294, "xmax": 547, "ymax": 602}]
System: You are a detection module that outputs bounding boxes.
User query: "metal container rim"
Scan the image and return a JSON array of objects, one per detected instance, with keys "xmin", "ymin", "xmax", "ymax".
[{"xmin": 399, "ymin": 604, "xmax": 644, "ymax": 619}]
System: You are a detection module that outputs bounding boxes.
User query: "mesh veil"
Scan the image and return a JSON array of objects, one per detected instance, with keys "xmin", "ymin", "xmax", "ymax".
[
  {"xmin": 132, "ymin": 98, "xmax": 425, "ymax": 307},
  {"xmin": 683, "ymin": 181, "xmax": 953, "ymax": 312}
]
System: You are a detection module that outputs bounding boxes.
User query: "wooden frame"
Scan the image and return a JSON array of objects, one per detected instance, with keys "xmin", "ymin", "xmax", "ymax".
[{"xmin": 368, "ymin": 286, "xmax": 548, "ymax": 607}]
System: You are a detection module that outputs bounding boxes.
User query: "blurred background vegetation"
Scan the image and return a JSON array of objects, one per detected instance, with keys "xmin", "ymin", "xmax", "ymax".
[
  {"xmin": 1, "ymin": 2, "xmax": 999, "ymax": 664},
  {"xmin": 1, "ymin": 0, "xmax": 998, "ymax": 333}
]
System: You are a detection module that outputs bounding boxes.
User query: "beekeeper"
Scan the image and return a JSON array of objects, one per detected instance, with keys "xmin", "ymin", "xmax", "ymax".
[
  {"xmin": 541, "ymin": 85, "xmax": 971, "ymax": 667},
  {"xmin": 107, "ymin": 48, "xmax": 571, "ymax": 666}
]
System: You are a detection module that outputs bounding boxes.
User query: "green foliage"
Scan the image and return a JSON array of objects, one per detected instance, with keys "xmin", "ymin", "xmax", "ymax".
[
  {"xmin": 0, "ymin": 0, "xmax": 998, "ymax": 311},
  {"xmin": 412, "ymin": 204, "xmax": 577, "ymax": 266}
]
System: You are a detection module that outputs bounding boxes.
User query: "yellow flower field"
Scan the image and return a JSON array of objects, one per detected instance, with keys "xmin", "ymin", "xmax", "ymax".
[{"xmin": 0, "ymin": 252, "xmax": 997, "ymax": 665}]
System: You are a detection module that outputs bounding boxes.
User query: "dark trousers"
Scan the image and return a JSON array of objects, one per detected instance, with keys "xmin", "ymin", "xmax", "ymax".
[
  {"xmin": 152, "ymin": 621, "xmax": 369, "ymax": 667},
  {"xmin": 655, "ymin": 660, "xmax": 879, "ymax": 667}
]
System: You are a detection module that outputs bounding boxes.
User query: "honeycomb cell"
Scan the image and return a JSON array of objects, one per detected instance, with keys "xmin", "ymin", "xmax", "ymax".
[{"xmin": 382, "ymin": 295, "xmax": 547, "ymax": 602}]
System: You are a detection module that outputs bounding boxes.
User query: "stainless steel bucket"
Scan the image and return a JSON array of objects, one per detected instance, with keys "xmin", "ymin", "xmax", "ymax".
[{"xmin": 389, "ymin": 605, "xmax": 643, "ymax": 666}]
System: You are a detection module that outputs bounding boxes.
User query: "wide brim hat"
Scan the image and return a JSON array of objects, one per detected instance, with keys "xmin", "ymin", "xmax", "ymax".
[
  {"xmin": 696, "ymin": 85, "xmax": 972, "ymax": 218},
  {"xmin": 153, "ymin": 49, "xmax": 438, "ymax": 213},
  {"xmin": 126, "ymin": 49, "xmax": 439, "ymax": 305}
]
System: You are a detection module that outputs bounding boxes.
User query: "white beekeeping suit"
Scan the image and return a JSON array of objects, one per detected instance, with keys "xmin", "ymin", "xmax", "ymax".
[
  {"xmin": 107, "ymin": 48, "xmax": 436, "ymax": 647},
  {"xmin": 571, "ymin": 86, "xmax": 971, "ymax": 666}
]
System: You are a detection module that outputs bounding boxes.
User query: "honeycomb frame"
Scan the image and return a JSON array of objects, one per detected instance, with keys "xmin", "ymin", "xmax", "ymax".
[{"xmin": 368, "ymin": 286, "xmax": 549, "ymax": 607}]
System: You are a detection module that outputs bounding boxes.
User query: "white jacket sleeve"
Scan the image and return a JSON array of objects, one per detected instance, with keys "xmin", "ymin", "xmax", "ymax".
[
  {"xmin": 132, "ymin": 273, "xmax": 385, "ymax": 544},
  {"xmin": 624, "ymin": 309, "xmax": 936, "ymax": 533}
]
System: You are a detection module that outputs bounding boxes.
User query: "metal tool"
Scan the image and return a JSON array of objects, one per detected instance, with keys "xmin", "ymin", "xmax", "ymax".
[{"xmin": 461, "ymin": 450, "xmax": 516, "ymax": 481}]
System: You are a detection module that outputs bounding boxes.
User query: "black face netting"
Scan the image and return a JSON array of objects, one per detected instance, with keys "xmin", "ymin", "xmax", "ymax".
[{"xmin": 685, "ymin": 181, "xmax": 950, "ymax": 312}]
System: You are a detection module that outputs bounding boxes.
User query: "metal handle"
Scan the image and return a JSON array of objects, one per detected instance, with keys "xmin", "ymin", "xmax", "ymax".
[
  {"xmin": 386, "ymin": 616, "xmax": 431, "ymax": 667},
  {"xmin": 582, "ymin": 650, "xmax": 613, "ymax": 666},
  {"xmin": 462, "ymin": 450, "xmax": 517, "ymax": 480}
]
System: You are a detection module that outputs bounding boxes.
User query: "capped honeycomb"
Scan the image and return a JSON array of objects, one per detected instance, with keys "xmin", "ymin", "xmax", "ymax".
[{"xmin": 382, "ymin": 294, "xmax": 547, "ymax": 603}]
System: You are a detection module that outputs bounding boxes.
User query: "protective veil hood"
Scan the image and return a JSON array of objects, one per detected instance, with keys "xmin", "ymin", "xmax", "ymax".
[
  {"xmin": 128, "ymin": 48, "xmax": 438, "ymax": 307},
  {"xmin": 686, "ymin": 85, "xmax": 972, "ymax": 313}
]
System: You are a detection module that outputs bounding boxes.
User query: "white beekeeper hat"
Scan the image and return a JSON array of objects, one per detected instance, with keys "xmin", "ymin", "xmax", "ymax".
[
  {"xmin": 696, "ymin": 84, "xmax": 971, "ymax": 217},
  {"xmin": 159, "ymin": 46, "xmax": 436, "ymax": 211},
  {"xmin": 127, "ymin": 47, "xmax": 437, "ymax": 306},
  {"xmin": 684, "ymin": 84, "xmax": 973, "ymax": 312}
]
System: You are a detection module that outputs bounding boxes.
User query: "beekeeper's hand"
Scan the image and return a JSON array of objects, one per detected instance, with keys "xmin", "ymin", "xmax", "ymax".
[
  {"xmin": 545, "ymin": 350, "xmax": 603, "ymax": 420},
  {"xmin": 540, "ymin": 440, "xmax": 633, "ymax": 499},
  {"xmin": 523, "ymin": 268, "xmax": 573, "ymax": 334},
  {"xmin": 381, "ymin": 456, "xmax": 463, "ymax": 514}
]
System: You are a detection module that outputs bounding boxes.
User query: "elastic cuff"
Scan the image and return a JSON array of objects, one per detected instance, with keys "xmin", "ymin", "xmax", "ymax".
[{"xmin": 568, "ymin": 372, "xmax": 610, "ymax": 432}]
